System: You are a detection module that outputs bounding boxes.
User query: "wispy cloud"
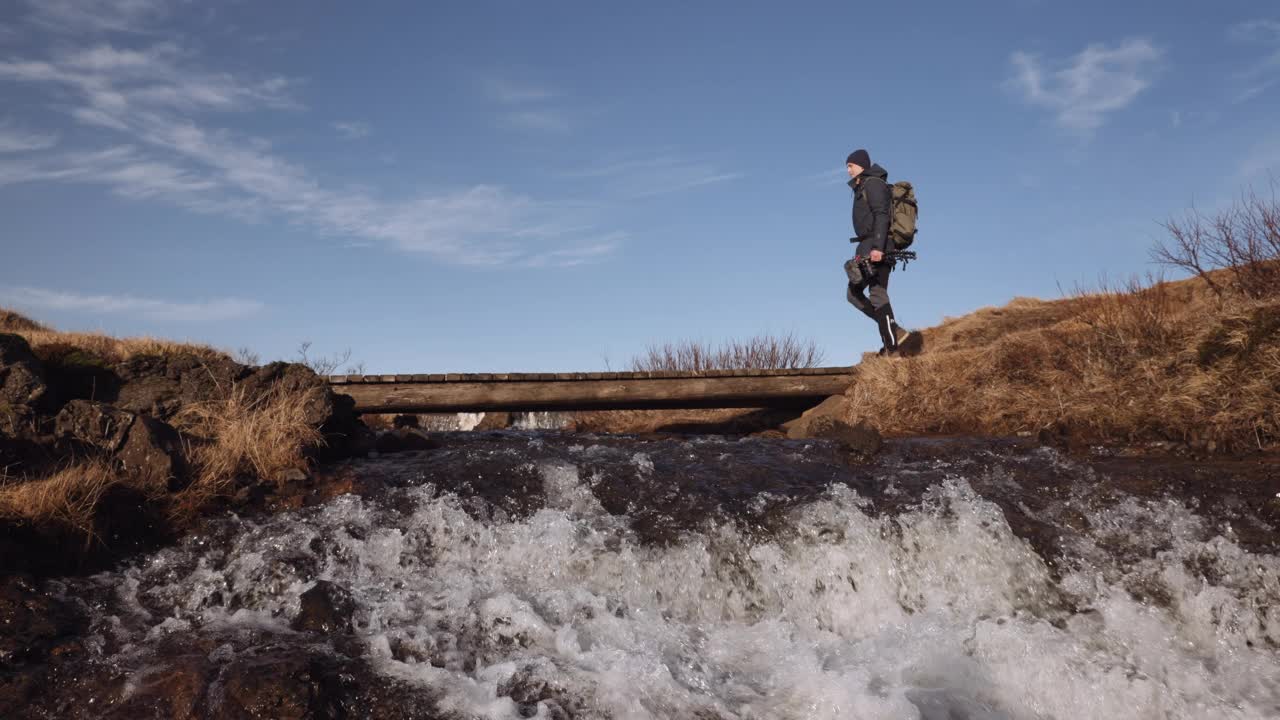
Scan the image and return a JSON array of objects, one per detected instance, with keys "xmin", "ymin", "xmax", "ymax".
[
  {"xmin": 480, "ymin": 76, "xmax": 558, "ymax": 104},
  {"xmin": 524, "ymin": 235, "xmax": 625, "ymax": 267},
  {"xmin": 502, "ymin": 109, "xmax": 571, "ymax": 133},
  {"xmin": 1228, "ymin": 19, "xmax": 1280, "ymax": 102},
  {"xmin": 23, "ymin": 0, "xmax": 174, "ymax": 35},
  {"xmin": 565, "ymin": 153, "xmax": 741, "ymax": 198},
  {"xmin": 1008, "ymin": 38, "xmax": 1162, "ymax": 134},
  {"xmin": 0, "ymin": 121, "xmax": 58, "ymax": 152},
  {"xmin": 0, "ymin": 286, "xmax": 263, "ymax": 322},
  {"xmin": 333, "ymin": 120, "xmax": 370, "ymax": 139},
  {"xmin": 0, "ymin": 28, "xmax": 616, "ymax": 266},
  {"xmin": 478, "ymin": 73, "xmax": 575, "ymax": 134}
]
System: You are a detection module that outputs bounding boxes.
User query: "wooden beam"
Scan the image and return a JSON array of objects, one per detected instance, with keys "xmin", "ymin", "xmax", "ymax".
[{"xmin": 335, "ymin": 372, "xmax": 854, "ymax": 413}]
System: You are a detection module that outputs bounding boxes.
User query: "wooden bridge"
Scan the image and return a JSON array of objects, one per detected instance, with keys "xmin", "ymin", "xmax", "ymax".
[{"xmin": 328, "ymin": 367, "xmax": 856, "ymax": 414}]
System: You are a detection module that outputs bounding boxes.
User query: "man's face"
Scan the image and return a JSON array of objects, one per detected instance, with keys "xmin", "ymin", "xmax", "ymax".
[{"xmin": 846, "ymin": 162, "xmax": 864, "ymax": 179}]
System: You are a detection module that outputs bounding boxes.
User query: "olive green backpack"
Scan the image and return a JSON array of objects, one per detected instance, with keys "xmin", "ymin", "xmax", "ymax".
[{"xmin": 863, "ymin": 177, "xmax": 918, "ymax": 250}]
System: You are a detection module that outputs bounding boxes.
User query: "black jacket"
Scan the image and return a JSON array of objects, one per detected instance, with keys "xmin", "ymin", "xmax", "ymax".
[{"xmin": 849, "ymin": 164, "xmax": 891, "ymax": 258}]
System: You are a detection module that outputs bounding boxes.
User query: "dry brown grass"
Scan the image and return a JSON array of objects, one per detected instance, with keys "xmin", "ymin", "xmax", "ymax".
[
  {"xmin": 845, "ymin": 271, "xmax": 1280, "ymax": 451},
  {"xmin": 0, "ymin": 381, "xmax": 327, "ymax": 530},
  {"xmin": 172, "ymin": 381, "xmax": 325, "ymax": 515},
  {"xmin": 0, "ymin": 459, "xmax": 120, "ymax": 537},
  {"xmin": 0, "ymin": 307, "xmax": 228, "ymax": 364}
]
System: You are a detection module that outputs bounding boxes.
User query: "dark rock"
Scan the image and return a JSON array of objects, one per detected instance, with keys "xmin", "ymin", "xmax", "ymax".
[
  {"xmin": 291, "ymin": 580, "xmax": 356, "ymax": 634},
  {"xmin": 392, "ymin": 414, "xmax": 420, "ymax": 428},
  {"xmin": 0, "ymin": 400, "xmax": 34, "ymax": 437},
  {"xmin": 104, "ymin": 653, "xmax": 208, "ymax": 719},
  {"xmin": 474, "ymin": 412, "xmax": 513, "ymax": 431},
  {"xmin": 0, "ymin": 403, "xmax": 56, "ymax": 480},
  {"xmin": 0, "ymin": 576, "xmax": 89, "ymax": 716},
  {"xmin": 804, "ymin": 416, "xmax": 883, "ymax": 457},
  {"xmin": 783, "ymin": 395, "xmax": 882, "ymax": 456},
  {"xmin": 117, "ymin": 415, "xmax": 185, "ymax": 490},
  {"xmin": 0, "ymin": 575, "xmax": 87, "ymax": 670},
  {"xmin": 54, "ymin": 400, "xmax": 135, "ymax": 453},
  {"xmin": 35, "ymin": 344, "xmax": 120, "ymax": 409},
  {"xmin": 374, "ymin": 428, "xmax": 441, "ymax": 454},
  {"xmin": 114, "ymin": 354, "xmax": 245, "ymax": 419},
  {"xmin": 241, "ymin": 363, "xmax": 332, "ymax": 425},
  {"xmin": 0, "ymin": 334, "xmax": 46, "ymax": 409}
]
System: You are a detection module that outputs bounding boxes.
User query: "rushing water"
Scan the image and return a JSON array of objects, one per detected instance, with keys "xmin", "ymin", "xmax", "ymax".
[{"xmin": 41, "ymin": 434, "xmax": 1280, "ymax": 719}]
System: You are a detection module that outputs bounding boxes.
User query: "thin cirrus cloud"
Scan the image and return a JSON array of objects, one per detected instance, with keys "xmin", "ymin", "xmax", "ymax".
[
  {"xmin": 563, "ymin": 154, "xmax": 742, "ymax": 198},
  {"xmin": 22, "ymin": 0, "xmax": 173, "ymax": 34},
  {"xmin": 479, "ymin": 74, "xmax": 573, "ymax": 133},
  {"xmin": 0, "ymin": 286, "xmax": 263, "ymax": 322},
  {"xmin": 1008, "ymin": 38, "xmax": 1163, "ymax": 134},
  {"xmin": 333, "ymin": 121, "xmax": 371, "ymax": 139},
  {"xmin": 0, "ymin": 18, "xmax": 617, "ymax": 267},
  {"xmin": 1228, "ymin": 19, "xmax": 1280, "ymax": 102},
  {"xmin": 0, "ymin": 121, "xmax": 59, "ymax": 153}
]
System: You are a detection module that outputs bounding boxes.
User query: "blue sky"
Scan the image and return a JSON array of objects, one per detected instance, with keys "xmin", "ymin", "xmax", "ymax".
[{"xmin": 2, "ymin": 0, "xmax": 1278, "ymax": 373}]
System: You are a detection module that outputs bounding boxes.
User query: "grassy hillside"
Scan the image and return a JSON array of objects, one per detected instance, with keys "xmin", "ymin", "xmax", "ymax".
[{"xmin": 845, "ymin": 270, "xmax": 1279, "ymax": 451}]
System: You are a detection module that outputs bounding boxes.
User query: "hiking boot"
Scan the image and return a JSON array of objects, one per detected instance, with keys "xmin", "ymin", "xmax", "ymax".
[
  {"xmin": 891, "ymin": 323, "xmax": 911, "ymax": 346},
  {"xmin": 877, "ymin": 346, "xmax": 900, "ymax": 358},
  {"xmin": 897, "ymin": 330, "xmax": 925, "ymax": 357}
]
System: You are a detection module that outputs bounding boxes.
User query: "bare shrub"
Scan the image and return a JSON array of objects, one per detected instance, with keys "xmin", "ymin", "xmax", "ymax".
[
  {"xmin": 1071, "ymin": 274, "xmax": 1187, "ymax": 363},
  {"xmin": 233, "ymin": 346, "xmax": 261, "ymax": 366},
  {"xmin": 0, "ymin": 460, "xmax": 120, "ymax": 537},
  {"xmin": 1154, "ymin": 184, "xmax": 1280, "ymax": 300},
  {"xmin": 296, "ymin": 341, "xmax": 354, "ymax": 376},
  {"xmin": 631, "ymin": 333, "xmax": 826, "ymax": 372}
]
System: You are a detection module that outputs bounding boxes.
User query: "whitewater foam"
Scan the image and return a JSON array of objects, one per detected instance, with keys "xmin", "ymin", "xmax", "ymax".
[{"xmin": 74, "ymin": 442, "xmax": 1280, "ymax": 719}]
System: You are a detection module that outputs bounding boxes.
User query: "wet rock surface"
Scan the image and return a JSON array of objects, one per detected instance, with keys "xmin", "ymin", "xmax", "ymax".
[
  {"xmin": 3, "ymin": 433, "xmax": 1279, "ymax": 718},
  {"xmin": 292, "ymin": 580, "xmax": 357, "ymax": 634},
  {"xmin": 0, "ymin": 333, "xmax": 46, "ymax": 408}
]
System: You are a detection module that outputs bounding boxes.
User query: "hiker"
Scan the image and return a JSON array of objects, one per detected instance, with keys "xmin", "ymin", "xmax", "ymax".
[{"xmin": 844, "ymin": 148, "xmax": 918, "ymax": 356}]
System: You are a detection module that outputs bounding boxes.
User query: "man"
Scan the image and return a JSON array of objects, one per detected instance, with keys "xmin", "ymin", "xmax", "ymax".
[{"xmin": 844, "ymin": 148, "xmax": 915, "ymax": 356}]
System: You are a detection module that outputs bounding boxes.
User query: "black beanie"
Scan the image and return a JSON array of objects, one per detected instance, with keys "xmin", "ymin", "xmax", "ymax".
[{"xmin": 846, "ymin": 149, "xmax": 871, "ymax": 168}]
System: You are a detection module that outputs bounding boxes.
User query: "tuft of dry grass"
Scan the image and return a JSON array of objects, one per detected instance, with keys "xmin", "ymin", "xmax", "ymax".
[
  {"xmin": 845, "ymin": 270, "xmax": 1280, "ymax": 451},
  {"xmin": 0, "ymin": 459, "xmax": 120, "ymax": 537},
  {"xmin": 632, "ymin": 333, "xmax": 825, "ymax": 372},
  {"xmin": 172, "ymin": 381, "xmax": 324, "ymax": 515}
]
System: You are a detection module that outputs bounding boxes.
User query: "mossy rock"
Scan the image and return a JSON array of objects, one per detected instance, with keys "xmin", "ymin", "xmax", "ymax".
[
  {"xmin": 36, "ymin": 344, "xmax": 121, "ymax": 407},
  {"xmin": 33, "ymin": 342, "xmax": 109, "ymax": 369}
]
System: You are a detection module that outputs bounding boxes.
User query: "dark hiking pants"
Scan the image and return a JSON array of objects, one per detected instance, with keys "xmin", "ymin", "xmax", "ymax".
[{"xmin": 844, "ymin": 257, "xmax": 898, "ymax": 351}]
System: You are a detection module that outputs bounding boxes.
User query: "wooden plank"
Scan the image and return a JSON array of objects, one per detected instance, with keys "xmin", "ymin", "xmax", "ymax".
[{"xmin": 338, "ymin": 372, "xmax": 854, "ymax": 414}]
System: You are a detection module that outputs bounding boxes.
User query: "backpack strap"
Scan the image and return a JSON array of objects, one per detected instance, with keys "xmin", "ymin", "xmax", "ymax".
[{"xmin": 861, "ymin": 176, "xmax": 891, "ymax": 210}]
